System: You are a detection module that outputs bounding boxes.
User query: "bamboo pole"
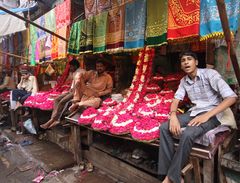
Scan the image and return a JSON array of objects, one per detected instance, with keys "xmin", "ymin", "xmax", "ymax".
[
  {"xmin": 0, "ymin": 5, "xmax": 68, "ymax": 42},
  {"xmin": 216, "ymin": 0, "xmax": 240, "ymax": 86},
  {"xmin": 0, "ymin": 50, "xmax": 29, "ymax": 60}
]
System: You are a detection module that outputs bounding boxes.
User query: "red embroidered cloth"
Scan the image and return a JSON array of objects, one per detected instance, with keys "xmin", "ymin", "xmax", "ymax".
[{"xmin": 167, "ymin": 0, "xmax": 200, "ymax": 40}]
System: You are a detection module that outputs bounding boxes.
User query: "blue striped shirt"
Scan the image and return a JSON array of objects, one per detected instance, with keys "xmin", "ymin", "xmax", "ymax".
[{"xmin": 175, "ymin": 68, "xmax": 237, "ymax": 118}]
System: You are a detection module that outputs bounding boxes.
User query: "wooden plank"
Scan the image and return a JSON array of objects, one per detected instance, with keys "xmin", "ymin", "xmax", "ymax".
[
  {"xmin": 85, "ymin": 147, "xmax": 160, "ymax": 183},
  {"xmin": 191, "ymin": 157, "xmax": 202, "ymax": 183},
  {"xmin": 71, "ymin": 125, "xmax": 82, "ymax": 164},
  {"xmin": 203, "ymin": 159, "xmax": 214, "ymax": 183}
]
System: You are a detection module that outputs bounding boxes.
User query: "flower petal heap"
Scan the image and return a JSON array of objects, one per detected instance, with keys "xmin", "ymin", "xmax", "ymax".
[
  {"xmin": 109, "ymin": 114, "xmax": 135, "ymax": 135},
  {"xmin": 102, "ymin": 98, "xmax": 118, "ymax": 107},
  {"xmin": 131, "ymin": 117, "xmax": 160, "ymax": 142},
  {"xmin": 78, "ymin": 107, "xmax": 98, "ymax": 125}
]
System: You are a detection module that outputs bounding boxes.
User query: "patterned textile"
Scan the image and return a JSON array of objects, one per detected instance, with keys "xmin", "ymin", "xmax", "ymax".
[
  {"xmin": 111, "ymin": 0, "xmax": 124, "ymax": 8},
  {"xmin": 146, "ymin": 0, "xmax": 167, "ymax": 46},
  {"xmin": 68, "ymin": 21, "xmax": 82, "ymax": 55},
  {"xmin": 93, "ymin": 12, "xmax": 108, "ymax": 53},
  {"xmin": 84, "ymin": 0, "xmax": 97, "ymax": 19},
  {"xmin": 167, "ymin": 0, "xmax": 200, "ymax": 40},
  {"xmin": 45, "ymin": 35, "xmax": 52, "ymax": 61},
  {"xmin": 96, "ymin": 0, "xmax": 111, "ymax": 13},
  {"xmin": 215, "ymin": 46, "xmax": 239, "ymax": 85},
  {"xmin": 55, "ymin": 0, "xmax": 71, "ymax": 29},
  {"xmin": 124, "ymin": 0, "xmax": 146, "ymax": 50},
  {"xmin": 29, "ymin": 24, "xmax": 38, "ymax": 65},
  {"xmin": 36, "ymin": 16, "xmax": 46, "ymax": 39},
  {"xmin": 57, "ymin": 26, "xmax": 68, "ymax": 59},
  {"xmin": 200, "ymin": 0, "xmax": 240, "ymax": 40},
  {"xmin": 106, "ymin": 5, "xmax": 125, "ymax": 52},
  {"xmin": 51, "ymin": 34, "xmax": 58, "ymax": 60},
  {"xmin": 76, "ymin": 18, "xmax": 94, "ymax": 54},
  {"xmin": 45, "ymin": 9, "xmax": 56, "ymax": 33}
]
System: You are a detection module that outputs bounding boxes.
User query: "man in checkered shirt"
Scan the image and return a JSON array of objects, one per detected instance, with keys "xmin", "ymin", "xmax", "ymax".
[{"xmin": 158, "ymin": 51, "xmax": 237, "ymax": 183}]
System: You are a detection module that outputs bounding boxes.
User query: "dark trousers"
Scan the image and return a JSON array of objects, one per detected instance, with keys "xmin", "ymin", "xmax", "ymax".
[
  {"xmin": 51, "ymin": 92, "xmax": 73, "ymax": 121},
  {"xmin": 158, "ymin": 112, "xmax": 220, "ymax": 183},
  {"xmin": 12, "ymin": 89, "xmax": 31, "ymax": 104}
]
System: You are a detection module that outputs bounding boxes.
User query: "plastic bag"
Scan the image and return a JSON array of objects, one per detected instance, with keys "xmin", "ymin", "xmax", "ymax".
[{"xmin": 23, "ymin": 119, "xmax": 37, "ymax": 134}]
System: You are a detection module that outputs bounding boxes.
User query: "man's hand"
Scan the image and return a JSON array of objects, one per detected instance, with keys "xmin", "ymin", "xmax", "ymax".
[
  {"xmin": 169, "ymin": 115, "xmax": 181, "ymax": 136},
  {"xmin": 188, "ymin": 113, "xmax": 210, "ymax": 126}
]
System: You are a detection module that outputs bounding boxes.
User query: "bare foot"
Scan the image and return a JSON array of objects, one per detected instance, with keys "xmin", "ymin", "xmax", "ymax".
[
  {"xmin": 40, "ymin": 119, "xmax": 54, "ymax": 129},
  {"xmin": 48, "ymin": 120, "xmax": 60, "ymax": 128},
  {"xmin": 162, "ymin": 176, "xmax": 172, "ymax": 183},
  {"xmin": 69, "ymin": 103, "xmax": 78, "ymax": 112}
]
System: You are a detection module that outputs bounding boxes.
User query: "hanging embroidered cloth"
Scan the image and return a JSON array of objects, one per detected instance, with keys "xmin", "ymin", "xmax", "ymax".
[
  {"xmin": 58, "ymin": 26, "xmax": 68, "ymax": 59},
  {"xmin": 124, "ymin": 0, "xmax": 146, "ymax": 50},
  {"xmin": 45, "ymin": 9, "xmax": 56, "ymax": 33},
  {"xmin": 200, "ymin": 0, "xmax": 240, "ymax": 41},
  {"xmin": 84, "ymin": 0, "xmax": 97, "ymax": 19},
  {"xmin": 51, "ymin": 34, "xmax": 58, "ymax": 60},
  {"xmin": 45, "ymin": 35, "xmax": 52, "ymax": 61},
  {"xmin": 35, "ymin": 16, "xmax": 46, "ymax": 39},
  {"xmin": 80, "ymin": 17, "xmax": 94, "ymax": 53},
  {"xmin": 111, "ymin": 0, "xmax": 124, "ymax": 8},
  {"xmin": 167, "ymin": 0, "xmax": 200, "ymax": 40},
  {"xmin": 29, "ymin": 24, "xmax": 38, "ymax": 65},
  {"xmin": 68, "ymin": 21, "xmax": 82, "ymax": 55},
  {"xmin": 93, "ymin": 12, "xmax": 108, "ymax": 53},
  {"xmin": 96, "ymin": 0, "xmax": 111, "ymax": 14},
  {"xmin": 106, "ymin": 5, "xmax": 125, "ymax": 52},
  {"xmin": 146, "ymin": 0, "xmax": 167, "ymax": 46},
  {"xmin": 55, "ymin": 0, "xmax": 71, "ymax": 29}
]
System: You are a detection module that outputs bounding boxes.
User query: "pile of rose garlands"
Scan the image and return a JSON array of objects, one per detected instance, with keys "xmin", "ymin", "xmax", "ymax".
[{"xmin": 78, "ymin": 47, "xmax": 182, "ymax": 142}]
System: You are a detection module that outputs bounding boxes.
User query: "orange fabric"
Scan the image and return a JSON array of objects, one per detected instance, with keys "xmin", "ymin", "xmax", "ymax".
[{"xmin": 167, "ymin": 0, "xmax": 200, "ymax": 40}]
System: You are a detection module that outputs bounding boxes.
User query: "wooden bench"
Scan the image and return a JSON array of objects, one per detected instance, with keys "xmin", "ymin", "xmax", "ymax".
[{"xmin": 65, "ymin": 113, "xmax": 233, "ymax": 183}]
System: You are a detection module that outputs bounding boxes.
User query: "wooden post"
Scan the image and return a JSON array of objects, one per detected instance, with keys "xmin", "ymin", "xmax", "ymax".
[
  {"xmin": 216, "ymin": 0, "xmax": 240, "ymax": 86},
  {"xmin": 71, "ymin": 125, "xmax": 82, "ymax": 164}
]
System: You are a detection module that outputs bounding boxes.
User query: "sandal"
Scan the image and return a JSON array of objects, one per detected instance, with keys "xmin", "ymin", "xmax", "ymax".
[{"xmin": 86, "ymin": 162, "xmax": 93, "ymax": 172}]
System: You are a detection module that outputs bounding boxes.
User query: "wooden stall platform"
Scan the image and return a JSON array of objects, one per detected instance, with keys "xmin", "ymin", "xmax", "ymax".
[{"xmin": 65, "ymin": 113, "xmax": 234, "ymax": 183}]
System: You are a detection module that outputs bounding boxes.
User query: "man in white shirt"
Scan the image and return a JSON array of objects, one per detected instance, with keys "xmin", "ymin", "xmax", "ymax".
[{"xmin": 11, "ymin": 69, "xmax": 38, "ymax": 109}]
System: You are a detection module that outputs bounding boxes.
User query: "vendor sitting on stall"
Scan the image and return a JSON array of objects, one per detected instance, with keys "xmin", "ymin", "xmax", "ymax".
[
  {"xmin": 10, "ymin": 69, "xmax": 38, "ymax": 110},
  {"xmin": 0, "ymin": 70, "xmax": 15, "ymax": 93},
  {"xmin": 40, "ymin": 59, "xmax": 85, "ymax": 129},
  {"xmin": 43, "ymin": 59, "xmax": 113, "ymax": 129},
  {"xmin": 69, "ymin": 59, "xmax": 113, "ymax": 111},
  {"xmin": 158, "ymin": 51, "xmax": 237, "ymax": 183}
]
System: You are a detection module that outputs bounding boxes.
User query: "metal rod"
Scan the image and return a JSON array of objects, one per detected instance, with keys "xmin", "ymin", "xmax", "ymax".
[
  {"xmin": 0, "ymin": 5, "xmax": 68, "ymax": 42},
  {"xmin": 0, "ymin": 50, "xmax": 29, "ymax": 60},
  {"xmin": 216, "ymin": 0, "xmax": 240, "ymax": 86}
]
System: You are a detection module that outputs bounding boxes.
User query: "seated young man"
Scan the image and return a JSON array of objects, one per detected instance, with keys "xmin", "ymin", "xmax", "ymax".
[
  {"xmin": 158, "ymin": 51, "xmax": 237, "ymax": 183},
  {"xmin": 69, "ymin": 59, "xmax": 113, "ymax": 112},
  {"xmin": 42, "ymin": 59, "xmax": 113, "ymax": 129},
  {"xmin": 40, "ymin": 59, "xmax": 85, "ymax": 129},
  {"xmin": 0, "ymin": 70, "xmax": 15, "ymax": 94},
  {"xmin": 10, "ymin": 69, "xmax": 38, "ymax": 110}
]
